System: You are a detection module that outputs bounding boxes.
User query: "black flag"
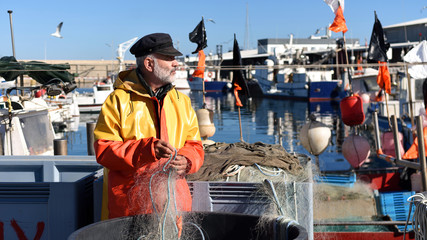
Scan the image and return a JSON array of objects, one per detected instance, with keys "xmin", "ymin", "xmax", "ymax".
[
  {"xmin": 367, "ymin": 11, "xmax": 390, "ymax": 63},
  {"xmin": 189, "ymin": 18, "xmax": 207, "ymax": 54},
  {"xmin": 232, "ymin": 34, "xmax": 250, "ymax": 106}
]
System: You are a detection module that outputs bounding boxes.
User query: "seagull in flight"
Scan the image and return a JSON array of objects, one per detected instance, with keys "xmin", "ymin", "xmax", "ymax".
[
  {"xmin": 51, "ymin": 22, "xmax": 63, "ymax": 38},
  {"xmin": 207, "ymin": 18, "xmax": 216, "ymax": 24}
]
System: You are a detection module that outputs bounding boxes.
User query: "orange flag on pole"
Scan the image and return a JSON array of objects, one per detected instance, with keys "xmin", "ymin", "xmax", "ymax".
[
  {"xmin": 377, "ymin": 61, "xmax": 391, "ymax": 94},
  {"xmin": 191, "ymin": 50, "xmax": 206, "ymax": 79},
  {"xmin": 329, "ymin": 5, "xmax": 348, "ymax": 33}
]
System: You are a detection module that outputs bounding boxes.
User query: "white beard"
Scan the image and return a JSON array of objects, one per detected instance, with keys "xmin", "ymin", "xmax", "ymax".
[{"xmin": 153, "ymin": 58, "xmax": 175, "ymax": 85}]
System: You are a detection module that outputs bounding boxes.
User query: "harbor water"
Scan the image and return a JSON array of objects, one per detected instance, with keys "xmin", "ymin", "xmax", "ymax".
[{"xmin": 65, "ymin": 89, "xmax": 351, "ymax": 172}]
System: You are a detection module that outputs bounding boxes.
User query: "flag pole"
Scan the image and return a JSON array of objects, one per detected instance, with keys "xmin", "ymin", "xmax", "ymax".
[
  {"xmin": 238, "ymin": 106, "xmax": 243, "ymax": 142},
  {"xmin": 202, "ymin": 77, "xmax": 206, "ymax": 108},
  {"xmin": 342, "ymin": 32, "xmax": 353, "ymax": 93}
]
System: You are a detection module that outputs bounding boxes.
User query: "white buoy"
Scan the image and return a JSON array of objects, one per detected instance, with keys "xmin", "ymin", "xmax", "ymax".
[
  {"xmin": 196, "ymin": 108, "xmax": 216, "ymax": 145},
  {"xmin": 299, "ymin": 114, "xmax": 331, "ymax": 157},
  {"xmin": 361, "ymin": 93, "xmax": 370, "ymax": 104},
  {"xmin": 342, "ymin": 134, "xmax": 370, "ymax": 168}
]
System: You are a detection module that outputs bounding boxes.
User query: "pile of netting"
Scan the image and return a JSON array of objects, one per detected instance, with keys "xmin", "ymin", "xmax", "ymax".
[{"xmin": 187, "ymin": 141, "xmax": 307, "ymax": 182}]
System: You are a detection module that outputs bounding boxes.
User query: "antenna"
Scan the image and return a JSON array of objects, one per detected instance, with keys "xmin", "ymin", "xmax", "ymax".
[
  {"xmin": 244, "ymin": 3, "xmax": 250, "ymax": 50},
  {"xmin": 117, "ymin": 37, "xmax": 138, "ymax": 71}
]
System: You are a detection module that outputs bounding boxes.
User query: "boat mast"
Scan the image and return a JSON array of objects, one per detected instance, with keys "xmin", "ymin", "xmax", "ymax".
[{"xmin": 244, "ymin": 4, "xmax": 250, "ymax": 50}]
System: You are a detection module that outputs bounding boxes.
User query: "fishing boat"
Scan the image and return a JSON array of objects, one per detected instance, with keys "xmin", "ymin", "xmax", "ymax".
[
  {"xmin": 0, "ymin": 56, "xmax": 80, "ymax": 155},
  {"xmin": 188, "ymin": 71, "xmax": 232, "ymax": 92},
  {"xmin": 75, "ymin": 81, "xmax": 113, "ymax": 113},
  {"xmin": 0, "ymin": 85, "xmax": 80, "ymax": 155},
  {"xmin": 311, "ymin": 60, "xmax": 427, "ymax": 239},
  {"xmin": 173, "ymin": 68, "xmax": 191, "ymax": 91},
  {"xmin": 310, "ymin": 110, "xmax": 422, "ymax": 240},
  {"xmin": 250, "ymin": 61, "xmax": 342, "ymax": 101}
]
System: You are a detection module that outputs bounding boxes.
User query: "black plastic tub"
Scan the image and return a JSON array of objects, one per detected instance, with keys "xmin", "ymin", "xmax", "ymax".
[{"xmin": 68, "ymin": 212, "xmax": 307, "ymax": 240}]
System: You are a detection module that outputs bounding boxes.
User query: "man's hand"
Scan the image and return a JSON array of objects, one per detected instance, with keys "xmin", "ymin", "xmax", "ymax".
[
  {"xmin": 169, "ymin": 155, "xmax": 188, "ymax": 176},
  {"xmin": 154, "ymin": 139, "xmax": 174, "ymax": 159}
]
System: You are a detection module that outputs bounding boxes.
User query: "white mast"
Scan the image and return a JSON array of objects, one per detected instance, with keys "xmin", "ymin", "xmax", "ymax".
[{"xmin": 244, "ymin": 3, "xmax": 250, "ymax": 50}]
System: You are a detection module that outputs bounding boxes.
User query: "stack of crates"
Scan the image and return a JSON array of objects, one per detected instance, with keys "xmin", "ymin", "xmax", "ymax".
[{"xmin": 375, "ymin": 191, "xmax": 415, "ymax": 232}]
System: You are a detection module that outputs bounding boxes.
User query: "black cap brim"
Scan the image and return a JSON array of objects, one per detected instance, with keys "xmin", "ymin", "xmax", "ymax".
[{"xmin": 155, "ymin": 46, "xmax": 183, "ymax": 56}]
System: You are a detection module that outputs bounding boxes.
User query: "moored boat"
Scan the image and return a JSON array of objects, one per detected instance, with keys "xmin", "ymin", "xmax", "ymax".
[
  {"xmin": 251, "ymin": 62, "xmax": 342, "ymax": 101},
  {"xmin": 188, "ymin": 70, "xmax": 232, "ymax": 92},
  {"xmin": 75, "ymin": 81, "xmax": 114, "ymax": 113}
]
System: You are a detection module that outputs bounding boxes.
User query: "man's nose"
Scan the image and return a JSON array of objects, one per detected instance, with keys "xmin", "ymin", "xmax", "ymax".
[{"xmin": 172, "ymin": 59, "xmax": 179, "ymax": 67}]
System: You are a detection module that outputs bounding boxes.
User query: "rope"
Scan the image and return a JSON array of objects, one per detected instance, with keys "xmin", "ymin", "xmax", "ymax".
[
  {"xmin": 223, "ymin": 165, "xmax": 245, "ymax": 177},
  {"xmin": 148, "ymin": 149, "xmax": 179, "ymax": 240},
  {"xmin": 263, "ymin": 179, "xmax": 285, "ymax": 216},
  {"xmin": 404, "ymin": 192, "xmax": 427, "ymax": 240},
  {"xmin": 148, "ymin": 149, "xmax": 206, "ymax": 240},
  {"xmin": 384, "ymin": 89, "xmax": 392, "ymax": 130},
  {"xmin": 254, "ymin": 163, "xmax": 284, "ymax": 177}
]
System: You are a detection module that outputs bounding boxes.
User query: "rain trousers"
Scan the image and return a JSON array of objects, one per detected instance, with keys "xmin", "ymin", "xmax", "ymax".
[{"xmin": 94, "ymin": 69, "xmax": 204, "ymax": 219}]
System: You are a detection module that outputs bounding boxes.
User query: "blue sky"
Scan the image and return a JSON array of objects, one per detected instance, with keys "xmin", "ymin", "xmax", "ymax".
[{"xmin": 0, "ymin": 0, "xmax": 426, "ymax": 61}]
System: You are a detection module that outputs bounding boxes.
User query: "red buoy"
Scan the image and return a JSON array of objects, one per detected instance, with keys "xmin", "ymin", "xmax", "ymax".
[
  {"xmin": 340, "ymin": 95, "xmax": 365, "ymax": 126},
  {"xmin": 35, "ymin": 89, "xmax": 46, "ymax": 98}
]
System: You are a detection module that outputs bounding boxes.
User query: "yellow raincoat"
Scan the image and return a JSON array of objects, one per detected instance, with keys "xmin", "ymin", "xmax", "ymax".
[{"xmin": 94, "ymin": 69, "xmax": 204, "ymax": 219}]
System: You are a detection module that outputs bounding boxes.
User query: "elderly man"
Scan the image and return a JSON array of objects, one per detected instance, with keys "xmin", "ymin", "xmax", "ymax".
[{"xmin": 94, "ymin": 33, "xmax": 204, "ymax": 220}]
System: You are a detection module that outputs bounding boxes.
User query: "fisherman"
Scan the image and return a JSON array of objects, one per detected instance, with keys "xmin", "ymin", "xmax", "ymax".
[{"xmin": 93, "ymin": 33, "xmax": 204, "ymax": 219}]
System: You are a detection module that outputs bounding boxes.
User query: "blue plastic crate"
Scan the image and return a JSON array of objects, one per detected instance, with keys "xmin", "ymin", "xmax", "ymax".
[
  {"xmin": 376, "ymin": 191, "xmax": 415, "ymax": 232},
  {"xmin": 314, "ymin": 172, "xmax": 356, "ymax": 187}
]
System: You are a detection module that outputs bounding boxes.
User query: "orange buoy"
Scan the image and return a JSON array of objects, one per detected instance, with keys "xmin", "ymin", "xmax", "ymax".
[
  {"xmin": 342, "ymin": 135, "xmax": 370, "ymax": 168},
  {"xmin": 381, "ymin": 131, "xmax": 405, "ymax": 158},
  {"xmin": 340, "ymin": 95, "xmax": 365, "ymax": 126}
]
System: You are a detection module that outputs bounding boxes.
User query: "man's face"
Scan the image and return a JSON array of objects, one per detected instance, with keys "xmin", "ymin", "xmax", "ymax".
[{"xmin": 152, "ymin": 54, "xmax": 178, "ymax": 85}]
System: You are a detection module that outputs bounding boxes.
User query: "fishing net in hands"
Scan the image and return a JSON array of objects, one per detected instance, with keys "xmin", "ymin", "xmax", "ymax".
[{"xmin": 125, "ymin": 150, "xmax": 205, "ymax": 240}]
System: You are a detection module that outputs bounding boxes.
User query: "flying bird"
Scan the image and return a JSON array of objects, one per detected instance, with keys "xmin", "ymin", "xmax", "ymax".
[
  {"xmin": 207, "ymin": 18, "xmax": 216, "ymax": 24},
  {"xmin": 51, "ymin": 22, "xmax": 63, "ymax": 38}
]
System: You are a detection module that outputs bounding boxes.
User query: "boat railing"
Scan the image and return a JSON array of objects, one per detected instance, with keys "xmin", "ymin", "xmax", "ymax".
[
  {"xmin": 373, "ymin": 112, "xmax": 427, "ymax": 191},
  {"xmin": 190, "ymin": 62, "xmax": 427, "ymax": 71}
]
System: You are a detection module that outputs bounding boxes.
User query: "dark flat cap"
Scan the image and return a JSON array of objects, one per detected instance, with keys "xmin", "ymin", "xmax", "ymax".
[{"xmin": 130, "ymin": 33, "xmax": 182, "ymax": 57}]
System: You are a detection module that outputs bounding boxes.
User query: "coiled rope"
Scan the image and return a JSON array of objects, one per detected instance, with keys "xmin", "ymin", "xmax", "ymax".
[{"xmin": 404, "ymin": 192, "xmax": 427, "ymax": 240}]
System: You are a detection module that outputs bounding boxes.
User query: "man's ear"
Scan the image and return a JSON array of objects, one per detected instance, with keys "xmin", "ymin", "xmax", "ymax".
[{"xmin": 144, "ymin": 57, "xmax": 154, "ymax": 72}]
